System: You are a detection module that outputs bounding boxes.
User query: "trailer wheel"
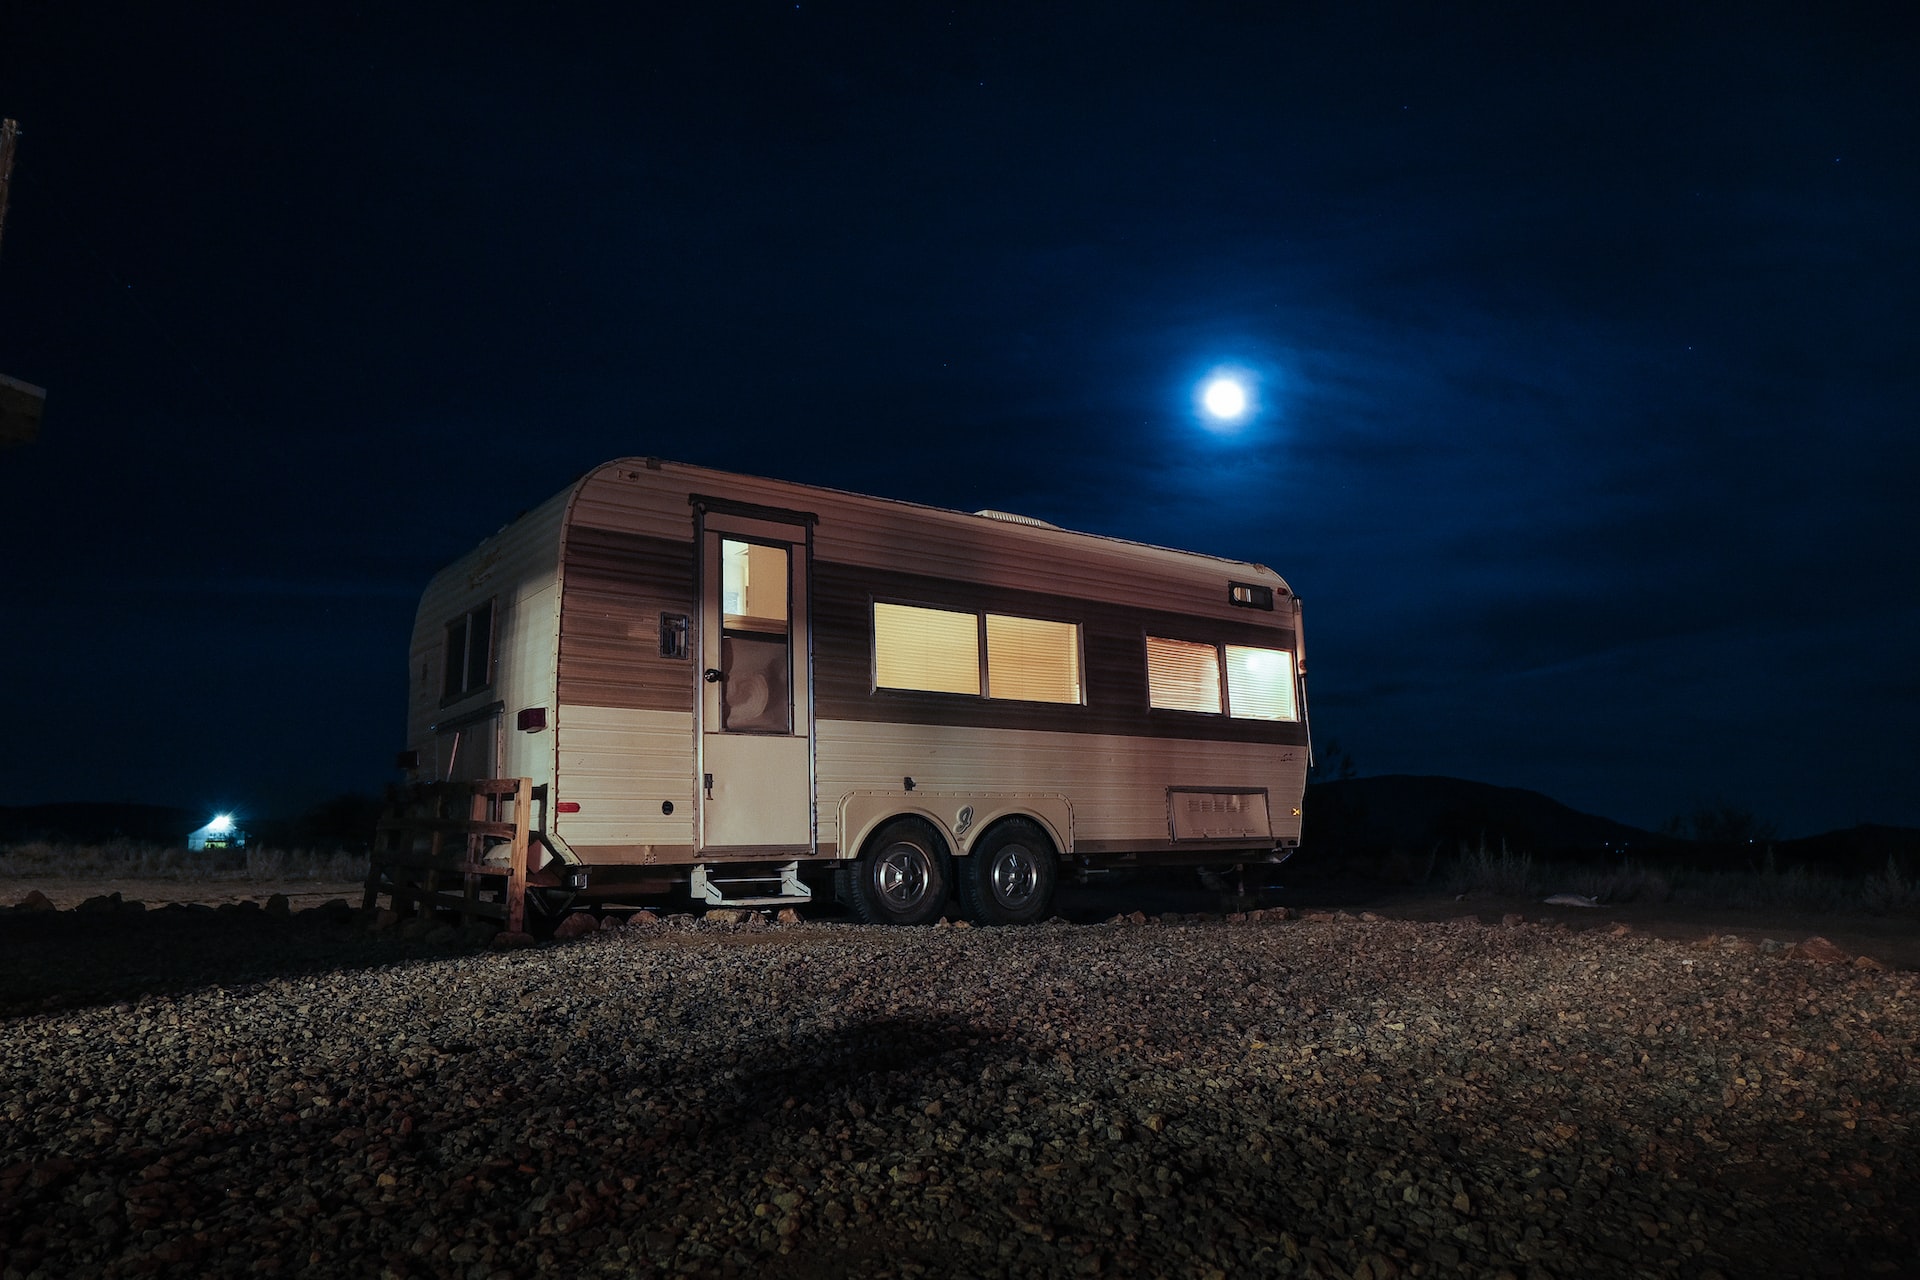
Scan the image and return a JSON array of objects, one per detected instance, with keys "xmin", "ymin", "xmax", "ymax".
[
  {"xmin": 837, "ymin": 817, "xmax": 951, "ymax": 926},
  {"xmin": 957, "ymin": 818, "xmax": 1057, "ymax": 926}
]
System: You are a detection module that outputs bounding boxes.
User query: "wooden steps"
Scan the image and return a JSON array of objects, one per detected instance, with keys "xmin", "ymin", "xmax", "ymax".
[{"xmin": 362, "ymin": 779, "xmax": 543, "ymax": 934}]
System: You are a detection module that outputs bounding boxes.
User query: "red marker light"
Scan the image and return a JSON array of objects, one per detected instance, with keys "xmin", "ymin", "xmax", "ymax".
[{"xmin": 556, "ymin": 801, "xmax": 581, "ymax": 814}]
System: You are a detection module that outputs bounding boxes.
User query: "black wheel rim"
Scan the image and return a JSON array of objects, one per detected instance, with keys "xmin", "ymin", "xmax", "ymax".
[
  {"xmin": 988, "ymin": 842, "xmax": 1040, "ymax": 910},
  {"xmin": 875, "ymin": 840, "xmax": 933, "ymax": 910}
]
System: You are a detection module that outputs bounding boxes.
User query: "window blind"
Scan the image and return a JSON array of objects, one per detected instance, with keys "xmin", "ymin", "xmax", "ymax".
[
  {"xmin": 1225, "ymin": 644, "xmax": 1296, "ymax": 720},
  {"xmin": 986, "ymin": 614, "xmax": 1082, "ymax": 703},
  {"xmin": 1146, "ymin": 636, "xmax": 1222, "ymax": 713},
  {"xmin": 874, "ymin": 603, "xmax": 981, "ymax": 695}
]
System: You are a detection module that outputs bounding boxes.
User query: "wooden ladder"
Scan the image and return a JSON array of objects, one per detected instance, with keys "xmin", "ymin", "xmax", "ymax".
[{"xmin": 362, "ymin": 778, "xmax": 544, "ymax": 935}]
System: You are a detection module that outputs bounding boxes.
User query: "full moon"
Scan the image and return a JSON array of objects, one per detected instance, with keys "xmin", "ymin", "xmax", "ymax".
[{"xmin": 1202, "ymin": 376, "xmax": 1248, "ymax": 420}]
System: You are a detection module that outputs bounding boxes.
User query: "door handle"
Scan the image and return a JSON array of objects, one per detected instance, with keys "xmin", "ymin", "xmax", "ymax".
[
  {"xmin": 704, "ymin": 772, "xmax": 714, "ymax": 799},
  {"xmin": 704, "ymin": 668, "xmax": 723, "ymax": 683}
]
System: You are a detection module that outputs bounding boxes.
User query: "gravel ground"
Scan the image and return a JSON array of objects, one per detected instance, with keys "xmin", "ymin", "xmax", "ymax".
[{"xmin": 1, "ymin": 910, "xmax": 1915, "ymax": 1279}]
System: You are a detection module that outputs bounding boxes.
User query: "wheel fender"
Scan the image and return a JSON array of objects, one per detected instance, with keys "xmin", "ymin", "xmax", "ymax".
[{"xmin": 837, "ymin": 791, "xmax": 1070, "ymax": 862}]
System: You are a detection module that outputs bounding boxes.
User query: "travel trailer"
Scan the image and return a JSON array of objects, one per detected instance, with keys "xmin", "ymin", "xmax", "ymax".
[{"xmin": 397, "ymin": 458, "xmax": 1309, "ymax": 926}]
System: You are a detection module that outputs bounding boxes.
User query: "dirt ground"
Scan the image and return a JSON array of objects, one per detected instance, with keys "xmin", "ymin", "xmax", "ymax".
[
  {"xmin": 1339, "ymin": 887, "xmax": 1920, "ymax": 971},
  {"xmin": 0, "ymin": 878, "xmax": 359, "ymax": 912},
  {"xmin": 5, "ymin": 872, "xmax": 1913, "ymax": 969}
]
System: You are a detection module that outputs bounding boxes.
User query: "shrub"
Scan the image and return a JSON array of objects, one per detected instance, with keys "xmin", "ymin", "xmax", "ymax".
[
  {"xmin": 1567, "ymin": 861, "xmax": 1672, "ymax": 905},
  {"xmin": 1447, "ymin": 838, "xmax": 1539, "ymax": 898},
  {"xmin": 0, "ymin": 841, "xmax": 366, "ymax": 883}
]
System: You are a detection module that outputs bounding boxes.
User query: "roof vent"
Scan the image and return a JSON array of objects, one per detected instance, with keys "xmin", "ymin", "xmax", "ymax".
[{"xmin": 974, "ymin": 509, "xmax": 1059, "ymax": 529}]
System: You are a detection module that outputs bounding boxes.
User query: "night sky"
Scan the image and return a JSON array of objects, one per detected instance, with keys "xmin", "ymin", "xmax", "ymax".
[{"xmin": 2, "ymin": 3, "xmax": 1914, "ymax": 837}]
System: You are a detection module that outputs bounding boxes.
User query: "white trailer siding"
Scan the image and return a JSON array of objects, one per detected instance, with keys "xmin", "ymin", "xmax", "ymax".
[
  {"xmin": 405, "ymin": 489, "xmax": 568, "ymax": 786},
  {"xmin": 814, "ymin": 719, "xmax": 1303, "ymax": 853}
]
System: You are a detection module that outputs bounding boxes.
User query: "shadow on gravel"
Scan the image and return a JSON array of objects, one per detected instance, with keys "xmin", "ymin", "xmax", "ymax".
[{"xmin": 0, "ymin": 910, "xmax": 441, "ymax": 1016}]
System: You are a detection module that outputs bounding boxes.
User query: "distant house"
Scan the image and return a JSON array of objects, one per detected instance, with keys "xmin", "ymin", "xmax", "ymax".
[{"xmin": 186, "ymin": 814, "xmax": 246, "ymax": 851}]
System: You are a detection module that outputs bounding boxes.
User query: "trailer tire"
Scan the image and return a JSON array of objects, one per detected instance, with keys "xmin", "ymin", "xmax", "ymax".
[
  {"xmin": 837, "ymin": 817, "xmax": 952, "ymax": 926},
  {"xmin": 957, "ymin": 817, "xmax": 1057, "ymax": 926}
]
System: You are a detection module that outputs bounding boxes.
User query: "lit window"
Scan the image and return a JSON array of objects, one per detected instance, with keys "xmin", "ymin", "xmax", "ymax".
[
  {"xmin": 722, "ymin": 540, "xmax": 789, "ymax": 633},
  {"xmin": 986, "ymin": 614, "xmax": 1082, "ymax": 704},
  {"xmin": 874, "ymin": 603, "xmax": 981, "ymax": 695},
  {"xmin": 720, "ymin": 541, "xmax": 791, "ymax": 733},
  {"xmin": 442, "ymin": 600, "xmax": 495, "ymax": 701},
  {"xmin": 1225, "ymin": 645, "xmax": 1297, "ymax": 720},
  {"xmin": 1146, "ymin": 636, "xmax": 1222, "ymax": 714}
]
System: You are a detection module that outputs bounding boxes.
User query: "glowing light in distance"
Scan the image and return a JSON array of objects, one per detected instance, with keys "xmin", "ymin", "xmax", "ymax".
[
  {"xmin": 1202, "ymin": 376, "xmax": 1248, "ymax": 420},
  {"xmin": 207, "ymin": 813, "xmax": 233, "ymax": 834}
]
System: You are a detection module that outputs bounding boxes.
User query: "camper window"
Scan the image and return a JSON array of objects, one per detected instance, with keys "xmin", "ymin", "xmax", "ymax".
[
  {"xmin": 1225, "ymin": 644, "xmax": 1298, "ymax": 720},
  {"xmin": 1146, "ymin": 636, "xmax": 1223, "ymax": 714},
  {"xmin": 874, "ymin": 603, "xmax": 982, "ymax": 695},
  {"xmin": 441, "ymin": 600, "xmax": 495, "ymax": 702},
  {"xmin": 722, "ymin": 540, "xmax": 789, "ymax": 633},
  {"xmin": 719, "ymin": 541, "xmax": 793, "ymax": 732},
  {"xmin": 985, "ymin": 614, "xmax": 1083, "ymax": 704}
]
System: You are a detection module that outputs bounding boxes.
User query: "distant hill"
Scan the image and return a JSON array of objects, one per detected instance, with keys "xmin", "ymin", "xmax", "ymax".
[
  {"xmin": 1300, "ymin": 774, "xmax": 1674, "ymax": 868},
  {"xmin": 0, "ymin": 802, "xmax": 202, "ymax": 846},
  {"xmin": 1298, "ymin": 775, "xmax": 1920, "ymax": 878}
]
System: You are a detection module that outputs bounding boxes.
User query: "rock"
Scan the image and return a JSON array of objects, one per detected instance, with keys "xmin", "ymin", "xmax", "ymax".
[
  {"xmin": 1607, "ymin": 923, "xmax": 1632, "ymax": 937},
  {"xmin": 705, "ymin": 908, "xmax": 752, "ymax": 925},
  {"xmin": 13, "ymin": 889, "xmax": 56, "ymax": 912},
  {"xmin": 423, "ymin": 923, "xmax": 460, "ymax": 946},
  {"xmin": 396, "ymin": 916, "xmax": 432, "ymax": 939},
  {"xmin": 776, "ymin": 907, "xmax": 803, "ymax": 924},
  {"xmin": 1791, "ymin": 936, "xmax": 1851, "ymax": 965},
  {"xmin": 1542, "ymin": 893, "xmax": 1599, "ymax": 908},
  {"xmin": 1501, "ymin": 913, "xmax": 1526, "ymax": 927},
  {"xmin": 76, "ymin": 892, "xmax": 124, "ymax": 914},
  {"xmin": 1852, "ymin": 954, "xmax": 1888, "ymax": 972},
  {"xmin": 265, "ymin": 894, "xmax": 291, "ymax": 917},
  {"xmin": 119, "ymin": 899, "xmax": 147, "ymax": 913},
  {"xmin": 629, "ymin": 908, "xmax": 660, "ymax": 925},
  {"xmin": 459, "ymin": 921, "xmax": 499, "ymax": 946},
  {"xmin": 489, "ymin": 930, "xmax": 535, "ymax": 949},
  {"xmin": 553, "ymin": 913, "xmax": 602, "ymax": 940},
  {"xmin": 369, "ymin": 908, "xmax": 401, "ymax": 933}
]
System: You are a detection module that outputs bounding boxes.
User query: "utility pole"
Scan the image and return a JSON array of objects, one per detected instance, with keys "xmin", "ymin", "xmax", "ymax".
[
  {"xmin": 0, "ymin": 118, "xmax": 17, "ymax": 265},
  {"xmin": 0, "ymin": 117, "xmax": 48, "ymax": 448}
]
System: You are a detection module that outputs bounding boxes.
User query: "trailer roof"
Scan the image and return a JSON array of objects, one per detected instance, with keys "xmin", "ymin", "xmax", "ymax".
[{"xmin": 592, "ymin": 457, "xmax": 1290, "ymax": 590}]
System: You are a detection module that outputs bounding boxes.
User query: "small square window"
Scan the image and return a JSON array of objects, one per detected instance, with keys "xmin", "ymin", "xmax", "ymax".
[{"xmin": 1229, "ymin": 582, "xmax": 1274, "ymax": 610}]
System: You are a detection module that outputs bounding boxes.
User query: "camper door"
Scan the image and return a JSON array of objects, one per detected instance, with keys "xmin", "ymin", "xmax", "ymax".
[{"xmin": 697, "ymin": 512, "xmax": 813, "ymax": 852}]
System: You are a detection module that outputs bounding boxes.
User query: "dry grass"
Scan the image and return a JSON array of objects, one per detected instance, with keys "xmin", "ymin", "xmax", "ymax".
[
  {"xmin": 0, "ymin": 841, "xmax": 367, "ymax": 883},
  {"xmin": 1447, "ymin": 839, "xmax": 1920, "ymax": 915}
]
